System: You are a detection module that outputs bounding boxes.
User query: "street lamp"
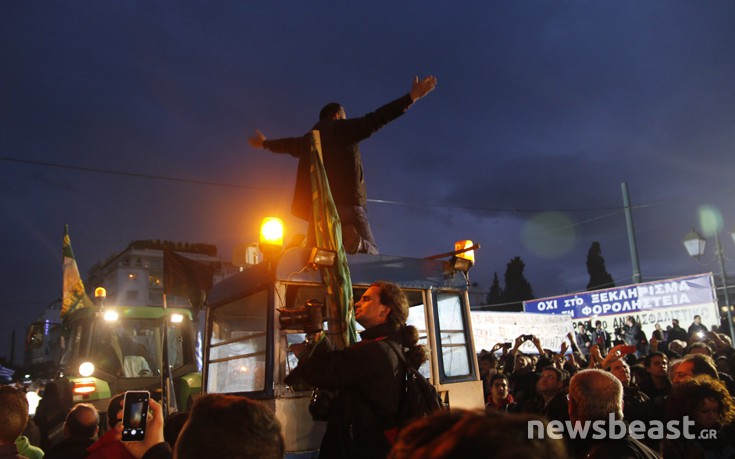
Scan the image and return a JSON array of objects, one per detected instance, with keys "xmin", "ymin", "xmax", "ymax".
[{"xmin": 682, "ymin": 227, "xmax": 735, "ymax": 343}]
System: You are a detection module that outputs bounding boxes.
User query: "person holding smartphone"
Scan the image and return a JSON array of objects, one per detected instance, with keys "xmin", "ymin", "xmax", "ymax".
[
  {"xmin": 121, "ymin": 392, "xmax": 150, "ymax": 443},
  {"xmin": 118, "ymin": 395, "xmax": 284, "ymax": 459},
  {"xmin": 87, "ymin": 393, "xmax": 136, "ymax": 459}
]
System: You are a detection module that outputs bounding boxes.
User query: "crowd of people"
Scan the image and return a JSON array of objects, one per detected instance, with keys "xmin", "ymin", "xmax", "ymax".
[
  {"xmin": 0, "ymin": 384, "xmax": 285, "ymax": 459},
  {"xmin": 479, "ymin": 315, "xmax": 735, "ymax": 458},
  {"xmin": 4, "ymin": 310, "xmax": 735, "ymax": 459}
]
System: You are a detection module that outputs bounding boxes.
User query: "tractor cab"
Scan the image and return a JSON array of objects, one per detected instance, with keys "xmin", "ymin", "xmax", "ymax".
[{"xmin": 203, "ymin": 246, "xmax": 484, "ymax": 457}]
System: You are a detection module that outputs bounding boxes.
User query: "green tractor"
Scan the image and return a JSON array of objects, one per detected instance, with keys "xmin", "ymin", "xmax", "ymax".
[{"xmin": 56, "ymin": 305, "xmax": 201, "ymax": 417}]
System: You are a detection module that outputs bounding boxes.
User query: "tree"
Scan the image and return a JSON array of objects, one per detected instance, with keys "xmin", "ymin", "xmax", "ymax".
[
  {"xmin": 486, "ymin": 272, "xmax": 503, "ymax": 305},
  {"xmin": 502, "ymin": 257, "xmax": 534, "ymax": 311},
  {"xmin": 586, "ymin": 241, "xmax": 615, "ymax": 291}
]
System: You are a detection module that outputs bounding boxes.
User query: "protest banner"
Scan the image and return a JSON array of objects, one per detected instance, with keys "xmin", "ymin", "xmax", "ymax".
[
  {"xmin": 523, "ymin": 273, "xmax": 719, "ymax": 343},
  {"xmin": 471, "ymin": 311, "xmax": 574, "ymax": 354}
]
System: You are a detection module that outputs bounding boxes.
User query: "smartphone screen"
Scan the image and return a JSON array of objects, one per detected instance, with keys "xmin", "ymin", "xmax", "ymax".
[{"xmin": 122, "ymin": 391, "xmax": 150, "ymax": 441}]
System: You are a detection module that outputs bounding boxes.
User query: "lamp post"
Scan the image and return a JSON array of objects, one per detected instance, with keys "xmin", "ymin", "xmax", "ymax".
[{"xmin": 682, "ymin": 228, "xmax": 735, "ymax": 343}]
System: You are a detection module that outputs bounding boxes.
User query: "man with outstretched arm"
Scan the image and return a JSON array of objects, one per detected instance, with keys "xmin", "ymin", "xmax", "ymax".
[{"xmin": 248, "ymin": 75, "xmax": 437, "ymax": 254}]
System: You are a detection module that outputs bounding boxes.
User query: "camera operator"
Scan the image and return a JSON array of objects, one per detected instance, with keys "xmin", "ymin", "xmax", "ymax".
[{"xmin": 287, "ymin": 281, "xmax": 425, "ymax": 459}]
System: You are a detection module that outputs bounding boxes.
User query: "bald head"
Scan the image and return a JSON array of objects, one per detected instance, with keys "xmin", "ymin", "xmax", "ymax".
[
  {"xmin": 65, "ymin": 403, "xmax": 99, "ymax": 439},
  {"xmin": 568, "ymin": 369, "xmax": 623, "ymax": 422}
]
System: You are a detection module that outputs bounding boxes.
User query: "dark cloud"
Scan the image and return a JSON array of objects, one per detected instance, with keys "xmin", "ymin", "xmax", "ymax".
[{"xmin": 1, "ymin": 2, "xmax": 734, "ymax": 362}]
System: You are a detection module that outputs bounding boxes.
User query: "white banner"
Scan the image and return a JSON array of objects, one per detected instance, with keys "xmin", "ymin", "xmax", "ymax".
[
  {"xmin": 470, "ymin": 311, "xmax": 575, "ymax": 355},
  {"xmin": 523, "ymin": 274, "xmax": 720, "ymax": 344}
]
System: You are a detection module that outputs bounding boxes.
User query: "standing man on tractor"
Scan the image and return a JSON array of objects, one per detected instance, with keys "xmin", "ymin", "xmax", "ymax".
[{"xmin": 248, "ymin": 75, "xmax": 437, "ymax": 254}]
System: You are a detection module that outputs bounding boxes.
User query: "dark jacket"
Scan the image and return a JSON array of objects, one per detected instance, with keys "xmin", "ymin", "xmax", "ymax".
[
  {"xmin": 44, "ymin": 437, "xmax": 95, "ymax": 459},
  {"xmin": 263, "ymin": 94, "xmax": 414, "ymax": 220},
  {"xmin": 638, "ymin": 374, "xmax": 671, "ymax": 408},
  {"xmin": 140, "ymin": 443, "xmax": 172, "ymax": 459},
  {"xmin": 660, "ymin": 422, "xmax": 735, "ymax": 459},
  {"xmin": 576, "ymin": 331, "xmax": 592, "ymax": 355},
  {"xmin": 622, "ymin": 384, "xmax": 655, "ymax": 424},
  {"xmin": 571, "ymin": 435, "xmax": 662, "ymax": 459},
  {"xmin": 294, "ymin": 322, "xmax": 406, "ymax": 459},
  {"xmin": 667, "ymin": 326, "xmax": 688, "ymax": 344},
  {"xmin": 34, "ymin": 395, "xmax": 67, "ymax": 450},
  {"xmin": 521, "ymin": 392, "xmax": 570, "ymax": 423},
  {"xmin": 508, "ymin": 370, "xmax": 539, "ymax": 409},
  {"xmin": 624, "ymin": 323, "xmax": 647, "ymax": 353},
  {"xmin": 688, "ymin": 322, "xmax": 708, "ymax": 338}
]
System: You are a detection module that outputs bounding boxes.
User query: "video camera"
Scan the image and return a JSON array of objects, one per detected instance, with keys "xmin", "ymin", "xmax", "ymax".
[{"xmin": 277, "ymin": 299, "xmax": 326, "ymax": 334}]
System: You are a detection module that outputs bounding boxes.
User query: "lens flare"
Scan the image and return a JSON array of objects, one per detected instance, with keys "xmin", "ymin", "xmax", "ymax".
[
  {"xmin": 697, "ymin": 205, "xmax": 722, "ymax": 238},
  {"xmin": 521, "ymin": 212, "xmax": 576, "ymax": 258}
]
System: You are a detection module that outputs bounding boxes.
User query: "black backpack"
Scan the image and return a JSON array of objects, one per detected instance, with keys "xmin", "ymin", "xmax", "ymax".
[{"xmin": 383, "ymin": 340, "xmax": 445, "ymax": 424}]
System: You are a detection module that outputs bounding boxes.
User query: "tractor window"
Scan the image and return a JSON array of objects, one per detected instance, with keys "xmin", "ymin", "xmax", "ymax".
[
  {"xmin": 60, "ymin": 322, "xmax": 86, "ymax": 367},
  {"xmin": 435, "ymin": 291, "xmax": 472, "ymax": 380},
  {"xmin": 207, "ymin": 289, "xmax": 268, "ymax": 393},
  {"xmin": 90, "ymin": 320, "xmax": 161, "ymax": 378},
  {"xmin": 404, "ymin": 290, "xmax": 431, "ymax": 379},
  {"xmin": 166, "ymin": 323, "xmax": 186, "ymax": 370}
]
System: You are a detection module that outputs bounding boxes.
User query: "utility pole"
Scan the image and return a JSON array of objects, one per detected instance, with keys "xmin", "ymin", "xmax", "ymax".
[{"xmin": 622, "ymin": 182, "xmax": 642, "ymax": 283}]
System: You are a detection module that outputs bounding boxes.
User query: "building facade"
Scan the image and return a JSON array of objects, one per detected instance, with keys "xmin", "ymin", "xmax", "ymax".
[{"xmin": 86, "ymin": 240, "xmax": 241, "ymax": 308}]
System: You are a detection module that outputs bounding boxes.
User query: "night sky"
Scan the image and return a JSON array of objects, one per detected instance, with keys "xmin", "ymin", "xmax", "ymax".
[{"xmin": 2, "ymin": 2, "xmax": 735, "ymax": 364}]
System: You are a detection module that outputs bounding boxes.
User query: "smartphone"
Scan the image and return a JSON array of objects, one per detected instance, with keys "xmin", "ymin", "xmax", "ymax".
[
  {"xmin": 620, "ymin": 345, "xmax": 637, "ymax": 355},
  {"xmin": 121, "ymin": 390, "xmax": 150, "ymax": 441}
]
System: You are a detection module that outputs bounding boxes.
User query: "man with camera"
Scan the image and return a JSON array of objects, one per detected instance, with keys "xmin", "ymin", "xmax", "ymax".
[{"xmin": 287, "ymin": 282, "xmax": 425, "ymax": 459}]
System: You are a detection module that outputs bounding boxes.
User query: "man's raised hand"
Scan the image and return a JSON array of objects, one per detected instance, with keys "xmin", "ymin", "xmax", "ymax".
[
  {"xmin": 248, "ymin": 129, "xmax": 266, "ymax": 149},
  {"xmin": 410, "ymin": 75, "xmax": 437, "ymax": 101}
]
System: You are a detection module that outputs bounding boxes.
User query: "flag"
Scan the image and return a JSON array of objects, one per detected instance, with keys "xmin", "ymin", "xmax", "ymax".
[
  {"xmin": 163, "ymin": 247, "xmax": 216, "ymax": 312},
  {"xmin": 61, "ymin": 225, "xmax": 92, "ymax": 319},
  {"xmin": 308, "ymin": 130, "xmax": 357, "ymax": 349}
]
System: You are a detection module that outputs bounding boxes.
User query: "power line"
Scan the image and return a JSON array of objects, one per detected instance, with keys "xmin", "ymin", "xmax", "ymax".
[
  {"xmin": 369, "ymin": 198, "xmax": 627, "ymax": 214},
  {"xmin": 1, "ymin": 155, "xmax": 657, "ymax": 214},
  {"xmin": 0, "ymin": 155, "xmax": 278, "ymax": 192}
]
